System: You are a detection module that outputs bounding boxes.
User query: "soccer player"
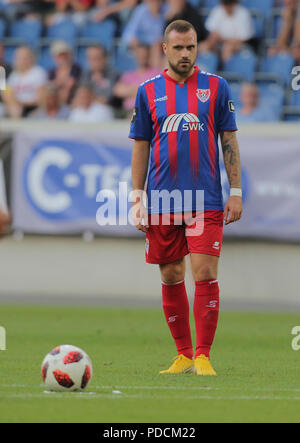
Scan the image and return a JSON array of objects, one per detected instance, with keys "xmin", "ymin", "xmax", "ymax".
[{"xmin": 130, "ymin": 20, "xmax": 242, "ymax": 375}]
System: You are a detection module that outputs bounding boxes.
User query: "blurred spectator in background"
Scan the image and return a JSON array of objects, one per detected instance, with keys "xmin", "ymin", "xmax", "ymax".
[
  {"xmin": 81, "ymin": 45, "xmax": 119, "ymax": 105},
  {"xmin": 46, "ymin": 0, "xmax": 96, "ymax": 26},
  {"xmin": 3, "ymin": 0, "xmax": 53, "ymax": 21},
  {"xmin": 269, "ymin": 0, "xmax": 300, "ymax": 55},
  {"xmin": 49, "ymin": 40, "xmax": 82, "ymax": 104},
  {"xmin": 0, "ymin": 43, "xmax": 11, "ymax": 77},
  {"xmin": 291, "ymin": 39, "xmax": 300, "ymax": 64},
  {"xmin": 113, "ymin": 43, "xmax": 160, "ymax": 117},
  {"xmin": 122, "ymin": 0, "xmax": 167, "ymax": 68},
  {"xmin": 3, "ymin": 45, "xmax": 47, "ymax": 118},
  {"xmin": 0, "ymin": 208, "xmax": 10, "ymax": 234},
  {"xmin": 28, "ymin": 84, "xmax": 70, "ymax": 119},
  {"xmin": 236, "ymin": 83, "xmax": 279, "ymax": 123},
  {"xmin": 164, "ymin": 0, "xmax": 208, "ymax": 44},
  {"xmin": 297, "ymin": 1, "xmax": 300, "ymax": 42},
  {"xmin": 201, "ymin": 0, "xmax": 255, "ymax": 63},
  {"xmin": 92, "ymin": 0, "xmax": 137, "ymax": 23},
  {"xmin": 69, "ymin": 83, "xmax": 113, "ymax": 122},
  {"xmin": 0, "ymin": 43, "xmax": 10, "ymax": 117}
]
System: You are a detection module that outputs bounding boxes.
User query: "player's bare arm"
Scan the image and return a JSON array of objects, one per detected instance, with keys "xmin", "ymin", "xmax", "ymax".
[
  {"xmin": 0, "ymin": 209, "xmax": 10, "ymax": 235},
  {"xmin": 220, "ymin": 130, "xmax": 242, "ymax": 225},
  {"xmin": 131, "ymin": 139, "xmax": 150, "ymax": 233}
]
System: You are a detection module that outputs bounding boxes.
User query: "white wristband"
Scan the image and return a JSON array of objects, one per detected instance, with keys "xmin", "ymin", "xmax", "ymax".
[{"xmin": 230, "ymin": 188, "xmax": 242, "ymax": 198}]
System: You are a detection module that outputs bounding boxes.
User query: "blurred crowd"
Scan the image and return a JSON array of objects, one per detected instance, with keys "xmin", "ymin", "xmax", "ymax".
[{"xmin": 0, "ymin": 0, "xmax": 299, "ymax": 122}]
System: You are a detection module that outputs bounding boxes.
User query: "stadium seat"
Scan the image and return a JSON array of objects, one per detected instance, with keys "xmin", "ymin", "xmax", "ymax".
[
  {"xmin": 281, "ymin": 106, "xmax": 300, "ymax": 122},
  {"xmin": 0, "ymin": 18, "xmax": 6, "ymax": 40},
  {"xmin": 80, "ymin": 20, "xmax": 116, "ymax": 51},
  {"xmin": 0, "ymin": 0, "xmax": 9, "ymax": 12},
  {"xmin": 261, "ymin": 52, "xmax": 294, "ymax": 85},
  {"xmin": 113, "ymin": 45, "xmax": 137, "ymax": 73},
  {"xmin": 46, "ymin": 19, "xmax": 78, "ymax": 46},
  {"xmin": 251, "ymin": 11, "xmax": 265, "ymax": 38},
  {"xmin": 75, "ymin": 45, "xmax": 90, "ymax": 72},
  {"xmin": 290, "ymin": 91, "xmax": 300, "ymax": 107},
  {"xmin": 10, "ymin": 19, "xmax": 42, "ymax": 49},
  {"xmin": 3, "ymin": 43, "xmax": 18, "ymax": 66},
  {"xmin": 37, "ymin": 45, "xmax": 56, "ymax": 71},
  {"xmin": 258, "ymin": 83, "xmax": 284, "ymax": 118},
  {"xmin": 197, "ymin": 52, "xmax": 219, "ymax": 74},
  {"xmin": 242, "ymin": 0, "xmax": 274, "ymax": 17},
  {"xmin": 224, "ymin": 49, "xmax": 257, "ymax": 82},
  {"xmin": 228, "ymin": 81, "xmax": 242, "ymax": 109},
  {"xmin": 268, "ymin": 10, "xmax": 282, "ymax": 39},
  {"xmin": 202, "ymin": 0, "xmax": 220, "ymax": 9},
  {"xmin": 187, "ymin": 0, "xmax": 201, "ymax": 7}
]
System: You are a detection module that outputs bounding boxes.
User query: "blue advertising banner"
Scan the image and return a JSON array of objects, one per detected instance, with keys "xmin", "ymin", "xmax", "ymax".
[
  {"xmin": 12, "ymin": 128, "xmax": 300, "ymax": 241},
  {"xmin": 12, "ymin": 130, "xmax": 137, "ymax": 235}
]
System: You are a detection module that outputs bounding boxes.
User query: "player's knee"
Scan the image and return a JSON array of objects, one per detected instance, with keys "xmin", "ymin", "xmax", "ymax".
[
  {"xmin": 160, "ymin": 260, "xmax": 185, "ymax": 285},
  {"xmin": 194, "ymin": 264, "xmax": 216, "ymax": 282}
]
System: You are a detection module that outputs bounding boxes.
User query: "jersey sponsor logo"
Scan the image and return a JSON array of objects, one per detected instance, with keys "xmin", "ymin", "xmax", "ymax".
[
  {"xmin": 162, "ymin": 113, "xmax": 204, "ymax": 133},
  {"xmin": 196, "ymin": 89, "xmax": 211, "ymax": 103},
  {"xmin": 154, "ymin": 95, "xmax": 168, "ymax": 103}
]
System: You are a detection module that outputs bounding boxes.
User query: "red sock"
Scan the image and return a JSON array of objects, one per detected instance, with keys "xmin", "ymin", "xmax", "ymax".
[
  {"xmin": 194, "ymin": 279, "xmax": 220, "ymax": 359},
  {"xmin": 162, "ymin": 280, "xmax": 193, "ymax": 360}
]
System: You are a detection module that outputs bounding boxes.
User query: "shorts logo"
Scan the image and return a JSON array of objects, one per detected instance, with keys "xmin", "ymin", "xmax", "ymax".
[
  {"xmin": 212, "ymin": 241, "xmax": 220, "ymax": 250},
  {"xmin": 168, "ymin": 315, "xmax": 179, "ymax": 323},
  {"xmin": 145, "ymin": 238, "xmax": 149, "ymax": 254},
  {"xmin": 162, "ymin": 113, "xmax": 204, "ymax": 133},
  {"xmin": 206, "ymin": 300, "xmax": 218, "ymax": 308},
  {"xmin": 196, "ymin": 89, "xmax": 211, "ymax": 103}
]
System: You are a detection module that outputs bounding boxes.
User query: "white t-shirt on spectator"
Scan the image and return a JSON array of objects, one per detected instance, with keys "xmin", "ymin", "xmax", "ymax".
[
  {"xmin": 69, "ymin": 103, "xmax": 113, "ymax": 123},
  {"xmin": 205, "ymin": 5, "xmax": 254, "ymax": 41},
  {"xmin": 8, "ymin": 66, "xmax": 47, "ymax": 104}
]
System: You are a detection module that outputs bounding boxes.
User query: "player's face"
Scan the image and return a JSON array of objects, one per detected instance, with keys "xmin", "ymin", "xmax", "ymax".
[{"xmin": 163, "ymin": 29, "xmax": 197, "ymax": 77}]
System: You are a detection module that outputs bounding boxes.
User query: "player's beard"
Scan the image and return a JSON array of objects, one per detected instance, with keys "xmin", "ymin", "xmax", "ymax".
[{"xmin": 169, "ymin": 59, "xmax": 195, "ymax": 76}]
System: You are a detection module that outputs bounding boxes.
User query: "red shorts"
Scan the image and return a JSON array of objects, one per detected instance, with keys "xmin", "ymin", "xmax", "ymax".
[{"xmin": 145, "ymin": 210, "xmax": 224, "ymax": 265}]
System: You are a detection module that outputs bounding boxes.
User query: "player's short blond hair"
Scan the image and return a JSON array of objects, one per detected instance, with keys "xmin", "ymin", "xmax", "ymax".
[{"xmin": 163, "ymin": 20, "xmax": 197, "ymax": 43}]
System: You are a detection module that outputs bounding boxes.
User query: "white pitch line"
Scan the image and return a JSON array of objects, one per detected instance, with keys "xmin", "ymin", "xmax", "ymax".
[
  {"xmin": 1, "ymin": 393, "xmax": 300, "ymax": 401},
  {"xmin": 96, "ymin": 385, "xmax": 300, "ymax": 393},
  {"xmin": 3, "ymin": 384, "xmax": 300, "ymax": 394}
]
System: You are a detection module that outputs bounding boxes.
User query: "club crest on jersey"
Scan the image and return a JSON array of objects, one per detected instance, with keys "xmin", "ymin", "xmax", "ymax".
[{"xmin": 196, "ymin": 89, "xmax": 210, "ymax": 103}]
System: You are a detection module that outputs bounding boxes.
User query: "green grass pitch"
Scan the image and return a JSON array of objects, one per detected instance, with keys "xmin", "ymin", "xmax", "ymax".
[{"xmin": 0, "ymin": 305, "xmax": 300, "ymax": 423}]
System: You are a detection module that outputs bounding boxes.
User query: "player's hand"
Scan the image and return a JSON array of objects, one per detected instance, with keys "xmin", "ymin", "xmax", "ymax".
[
  {"xmin": 132, "ymin": 203, "xmax": 149, "ymax": 233},
  {"xmin": 0, "ymin": 210, "xmax": 11, "ymax": 235},
  {"xmin": 224, "ymin": 196, "xmax": 242, "ymax": 225}
]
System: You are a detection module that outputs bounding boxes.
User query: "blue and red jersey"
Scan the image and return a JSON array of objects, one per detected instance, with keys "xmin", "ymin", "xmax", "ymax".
[{"xmin": 129, "ymin": 66, "xmax": 237, "ymax": 213}]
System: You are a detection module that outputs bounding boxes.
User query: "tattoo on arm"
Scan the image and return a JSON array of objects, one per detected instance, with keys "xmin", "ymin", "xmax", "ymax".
[{"xmin": 220, "ymin": 132, "xmax": 241, "ymax": 189}]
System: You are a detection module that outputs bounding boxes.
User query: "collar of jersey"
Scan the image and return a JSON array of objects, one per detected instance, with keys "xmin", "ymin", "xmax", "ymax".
[{"xmin": 162, "ymin": 66, "xmax": 199, "ymax": 87}]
